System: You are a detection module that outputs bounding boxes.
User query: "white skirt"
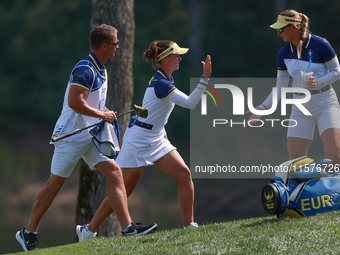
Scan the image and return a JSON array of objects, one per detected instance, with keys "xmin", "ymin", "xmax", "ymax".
[{"xmin": 116, "ymin": 125, "xmax": 176, "ymax": 168}]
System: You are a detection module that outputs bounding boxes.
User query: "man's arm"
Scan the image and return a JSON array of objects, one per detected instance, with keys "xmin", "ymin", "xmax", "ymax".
[{"xmin": 68, "ymin": 85, "xmax": 117, "ymax": 122}]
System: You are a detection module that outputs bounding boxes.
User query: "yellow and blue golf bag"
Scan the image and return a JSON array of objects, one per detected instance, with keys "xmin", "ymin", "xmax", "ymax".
[{"xmin": 261, "ymin": 156, "xmax": 340, "ymax": 217}]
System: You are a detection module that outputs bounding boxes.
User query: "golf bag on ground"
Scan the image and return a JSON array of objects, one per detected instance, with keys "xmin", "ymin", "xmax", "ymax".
[{"xmin": 261, "ymin": 156, "xmax": 340, "ymax": 217}]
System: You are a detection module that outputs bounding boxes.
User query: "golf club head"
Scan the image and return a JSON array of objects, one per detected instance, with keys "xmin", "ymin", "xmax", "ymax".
[{"xmin": 134, "ymin": 104, "xmax": 148, "ymax": 118}]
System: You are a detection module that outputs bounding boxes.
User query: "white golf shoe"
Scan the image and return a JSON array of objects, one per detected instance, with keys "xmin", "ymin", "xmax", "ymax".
[
  {"xmin": 187, "ymin": 222, "xmax": 199, "ymax": 228},
  {"xmin": 76, "ymin": 224, "xmax": 97, "ymax": 242}
]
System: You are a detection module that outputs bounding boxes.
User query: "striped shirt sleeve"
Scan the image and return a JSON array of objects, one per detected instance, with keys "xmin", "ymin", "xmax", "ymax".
[
  {"xmin": 70, "ymin": 66, "xmax": 94, "ymax": 90},
  {"xmin": 154, "ymin": 79, "xmax": 177, "ymax": 99}
]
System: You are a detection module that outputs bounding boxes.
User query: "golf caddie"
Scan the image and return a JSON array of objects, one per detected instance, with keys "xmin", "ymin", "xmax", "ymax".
[{"xmin": 15, "ymin": 24, "xmax": 157, "ymax": 251}]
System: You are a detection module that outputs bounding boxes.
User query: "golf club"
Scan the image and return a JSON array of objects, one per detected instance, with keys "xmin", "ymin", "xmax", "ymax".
[{"xmin": 51, "ymin": 104, "xmax": 148, "ymax": 143}]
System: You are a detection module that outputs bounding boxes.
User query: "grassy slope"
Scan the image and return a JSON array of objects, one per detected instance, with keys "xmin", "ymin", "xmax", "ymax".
[{"xmin": 11, "ymin": 211, "xmax": 340, "ymax": 255}]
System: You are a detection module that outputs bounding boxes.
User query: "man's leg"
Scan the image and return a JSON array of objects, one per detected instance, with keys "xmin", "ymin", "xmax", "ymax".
[
  {"xmin": 95, "ymin": 160, "xmax": 132, "ymax": 230},
  {"xmin": 16, "ymin": 173, "xmax": 67, "ymax": 251},
  {"xmin": 26, "ymin": 173, "xmax": 67, "ymax": 232},
  {"xmin": 87, "ymin": 167, "xmax": 144, "ymax": 233},
  {"xmin": 77, "ymin": 162, "xmax": 156, "ymax": 240}
]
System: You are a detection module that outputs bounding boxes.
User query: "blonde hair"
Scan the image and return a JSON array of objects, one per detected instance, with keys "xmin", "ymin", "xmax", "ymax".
[{"xmin": 280, "ymin": 10, "xmax": 310, "ymax": 59}]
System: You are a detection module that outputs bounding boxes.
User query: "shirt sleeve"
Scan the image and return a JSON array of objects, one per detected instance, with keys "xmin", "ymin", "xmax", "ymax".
[
  {"xmin": 70, "ymin": 66, "xmax": 95, "ymax": 90},
  {"xmin": 320, "ymin": 38, "xmax": 336, "ymax": 63},
  {"xmin": 316, "ymin": 56, "xmax": 340, "ymax": 88},
  {"xmin": 260, "ymin": 71, "xmax": 290, "ymax": 109},
  {"xmin": 167, "ymin": 78, "xmax": 207, "ymax": 109},
  {"xmin": 314, "ymin": 39, "xmax": 340, "ymax": 88},
  {"xmin": 154, "ymin": 79, "xmax": 177, "ymax": 99}
]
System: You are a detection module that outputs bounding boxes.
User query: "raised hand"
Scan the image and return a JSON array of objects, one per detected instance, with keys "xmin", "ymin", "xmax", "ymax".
[{"xmin": 201, "ymin": 55, "xmax": 212, "ymax": 78}]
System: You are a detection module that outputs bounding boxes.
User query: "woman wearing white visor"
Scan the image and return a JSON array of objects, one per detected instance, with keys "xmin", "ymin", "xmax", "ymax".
[
  {"xmin": 248, "ymin": 9, "xmax": 340, "ymax": 164},
  {"xmin": 77, "ymin": 40, "xmax": 211, "ymax": 240}
]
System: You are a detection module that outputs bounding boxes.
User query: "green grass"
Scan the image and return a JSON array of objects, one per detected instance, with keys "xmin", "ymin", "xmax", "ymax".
[{"xmin": 11, "ymin": 211, "xmax": 340, "ymax": 254}]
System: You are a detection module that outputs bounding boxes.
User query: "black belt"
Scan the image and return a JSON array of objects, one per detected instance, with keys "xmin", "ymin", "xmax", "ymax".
[
  {"xmin": 294, "ymin": 84, "xmax": 331, "ymax": 96},
  {"xmin": 135, "ymin": 120, "xmax": 153, "ymax": 130}
]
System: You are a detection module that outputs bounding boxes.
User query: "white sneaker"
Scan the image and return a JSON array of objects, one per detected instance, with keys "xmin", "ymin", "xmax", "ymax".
[
  {"xmin": 187, "ymin": 222, "xmax": 198, "ymax": 228},
  {"xmin": 15, "ymin": 228, "xmax": 39, "ymax": 251},
  {"xmin": 76, "ymin": 224, "xmax": 97, "ymax": 242}
]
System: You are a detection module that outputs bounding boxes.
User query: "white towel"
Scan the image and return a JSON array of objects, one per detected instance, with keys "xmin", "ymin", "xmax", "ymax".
[{"xmin": 89, "ymin": 121, "xmax": 120, "ymax": 159}]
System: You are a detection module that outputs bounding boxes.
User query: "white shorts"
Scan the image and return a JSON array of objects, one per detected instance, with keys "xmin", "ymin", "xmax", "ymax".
[
  {"xmin": 116, "ymin": 126, "xmax": 176, "ymax": 168},
  {"xmin": 287, "ymin": 88, "xmax": 340, "ymax": 140},
  {"xmin": 51, "ymin": 140, "xmax": 110, "ymax": 178}
]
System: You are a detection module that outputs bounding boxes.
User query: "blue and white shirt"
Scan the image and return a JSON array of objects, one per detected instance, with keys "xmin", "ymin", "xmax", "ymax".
[
  {"xmin": 261, "ymin": 33, "xmax": 340, "ymax": 109},
  {"xmin": 141, "ymin": 68, "xmax": 178, "ymax": 129},
  {"xmin": 277, "ymin": 33, "xmax": 336, "ymax": 87},
  {"xmin": 51, "ymin": 52, "xmax": 108, "ymax": 143}
]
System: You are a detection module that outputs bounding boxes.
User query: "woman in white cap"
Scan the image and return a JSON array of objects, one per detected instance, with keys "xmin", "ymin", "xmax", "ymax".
[
  {"xmin": 248, "ymin": 9, "xmax": 340, "ymax": 164},
  {"xmin": 76, "ymin": 40, "xmax": 212, "ymax": 240}
]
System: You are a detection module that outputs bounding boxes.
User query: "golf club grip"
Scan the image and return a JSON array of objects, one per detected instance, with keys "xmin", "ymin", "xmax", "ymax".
[{"xmin": 51, "ymin": 129, "xmax": 82, "ymax": 142}]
